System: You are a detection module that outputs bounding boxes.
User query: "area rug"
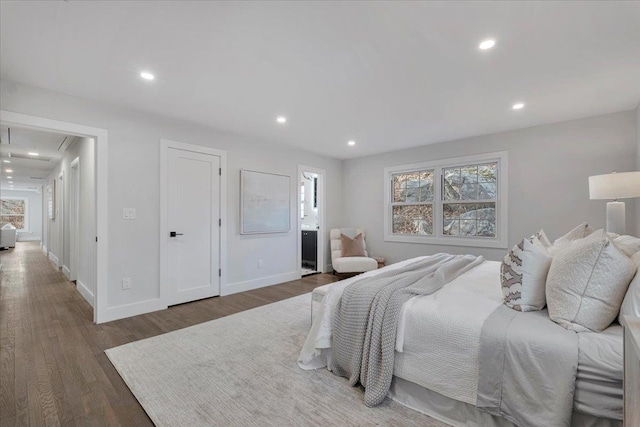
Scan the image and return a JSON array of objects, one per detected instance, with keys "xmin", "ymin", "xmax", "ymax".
[{"xmin": 106, "ymin": 294, "xmax": 446, "ymax": 426}]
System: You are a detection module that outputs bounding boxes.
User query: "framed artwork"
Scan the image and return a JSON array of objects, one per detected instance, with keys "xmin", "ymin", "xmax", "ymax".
[{"xmin": 240, "ymin": 169, "xmax": 290, "ymax": 234}]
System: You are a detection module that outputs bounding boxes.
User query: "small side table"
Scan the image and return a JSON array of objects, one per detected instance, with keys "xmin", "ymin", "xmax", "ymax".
[{"xmin": 373, "ymin": 256, "xmax": 386, "ymax": 269}]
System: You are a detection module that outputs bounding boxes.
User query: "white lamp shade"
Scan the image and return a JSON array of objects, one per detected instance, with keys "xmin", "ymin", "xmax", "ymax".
[{"xmin": 589, "ymin": 171, "xmax": 640, "ymax": 200}]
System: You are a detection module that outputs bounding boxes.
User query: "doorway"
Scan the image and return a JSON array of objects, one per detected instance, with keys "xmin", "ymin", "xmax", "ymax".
[
  {"xmin": 160, "ymin": 139, "xmax": 227, "ymax": 305},
  {"xmin": 0, "ymin": 110, "xmax": 107, "ymax": 323},
  {"xmin": 298, "ymin": 165, "xmax": 325, "ymax": 277}
]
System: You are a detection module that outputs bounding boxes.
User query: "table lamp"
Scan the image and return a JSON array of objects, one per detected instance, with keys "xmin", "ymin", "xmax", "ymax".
[{"xmin": 589, "ymin": 171, "xmax": 640, "ymax": 235}]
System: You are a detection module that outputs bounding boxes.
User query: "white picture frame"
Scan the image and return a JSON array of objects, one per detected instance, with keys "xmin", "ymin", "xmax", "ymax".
[{"xmin": 241, "ymin": 169, "xmax": 290, "ymax": 234}]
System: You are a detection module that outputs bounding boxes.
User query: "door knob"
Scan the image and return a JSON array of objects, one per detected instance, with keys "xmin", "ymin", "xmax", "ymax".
[{"xmin": 170, "ymin": 231, "xmax": 184, "ymax": 237}]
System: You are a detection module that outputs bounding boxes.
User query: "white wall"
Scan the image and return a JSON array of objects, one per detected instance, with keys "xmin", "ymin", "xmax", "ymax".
[
  {"xmin": 636, "ymin": 102, "xmax": 640, "ymax": 236},
  {"xmin": 1, "ymin": 79, "xmax": 343, "ymax": 319},
  {"xmin": 342, "ymin": 110, "xmax": 638, "ymax": 263},
  {"xmin": 1, "ymin": 189, "xmax": 42, "ymax": 241}
]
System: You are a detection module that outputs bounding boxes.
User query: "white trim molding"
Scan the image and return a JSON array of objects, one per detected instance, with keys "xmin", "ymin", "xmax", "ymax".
[
  {"xmin": 76, "ymin": 280, "xmax": 94, "ymax": 307},
  {"xmin": 159, "ymin": 138, "xmax": 227, "ymax": 307},
  {"xmin": 0, "ymin": 109, "xmax": 108, "ymax": 323},
  {"xmin": 384, "ymin": 150, "xmax": 508, "ymax": 249},
  {"xmin": 101, "ymin": 299, "xmax": 167, "ymax": 324},
  {"xmin": 224, "ymin": 271, "xmax": 300, "ymax": 296},
  {"xmin": 62, "ymin": 265, "xmax": 71, "ymax": 280},
  {"xmin": 48, "ymin": 252, "xmax": 60, "ymax": 267}
]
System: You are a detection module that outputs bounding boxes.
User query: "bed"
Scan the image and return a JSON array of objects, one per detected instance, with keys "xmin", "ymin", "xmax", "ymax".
[{"xmin": 299, "ymin": 256, "xmax": 624, "ymax": 427}]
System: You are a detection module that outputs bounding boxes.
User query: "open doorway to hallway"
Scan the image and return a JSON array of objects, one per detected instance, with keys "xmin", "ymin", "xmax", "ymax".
[
  {"xmin": 0, "ymin": 125, "xmax": 96, "ymax": 320},
  {"xmin": 298, "ymin": 165, "xmax": 325, "ymax": 277}
]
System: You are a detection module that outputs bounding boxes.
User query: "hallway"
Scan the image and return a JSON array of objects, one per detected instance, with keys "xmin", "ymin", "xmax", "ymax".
[{"xmin": 0, "ymin": 242, "xmax": 338, "ymax": 426}]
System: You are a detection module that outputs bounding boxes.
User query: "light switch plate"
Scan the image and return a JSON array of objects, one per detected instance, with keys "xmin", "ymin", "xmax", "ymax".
[{"xmin": 122, "ymin": 277, "xmax": 132, "ymax": 290}]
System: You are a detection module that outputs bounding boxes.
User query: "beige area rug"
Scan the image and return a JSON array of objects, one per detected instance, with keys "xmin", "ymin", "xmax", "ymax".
[{"xmin": 106, "ymin": 294, "xmax": 447, "ymax": 426}]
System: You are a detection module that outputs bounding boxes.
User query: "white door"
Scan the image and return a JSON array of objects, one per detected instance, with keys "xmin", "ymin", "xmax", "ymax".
[{"xmin": 167, "ymin": 148, "xmax": 221, "ymax": 305}]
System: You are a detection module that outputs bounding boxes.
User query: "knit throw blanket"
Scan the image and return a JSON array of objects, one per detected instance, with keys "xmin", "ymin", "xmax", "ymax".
[{"xmin": 330, "ymin": 253, "xmax": 484, "ymax": 407}]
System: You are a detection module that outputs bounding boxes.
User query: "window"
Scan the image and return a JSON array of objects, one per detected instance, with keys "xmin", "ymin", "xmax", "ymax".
[
  {"xmin": 391, "ymin": 170, "xmax": 434, "ymax": 235},
  {"xmin": 1, "ymin": 197, "xmax": 28, "ymax": 231},
  {"xmin": 384, "ymin": 151, "xmax": 508, "ymax": 248}
]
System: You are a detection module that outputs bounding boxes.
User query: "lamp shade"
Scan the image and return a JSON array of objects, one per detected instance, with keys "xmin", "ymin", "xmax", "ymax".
[{"xmin": 589, "ymin": 171, "xmax": 640, "ymax": 200}]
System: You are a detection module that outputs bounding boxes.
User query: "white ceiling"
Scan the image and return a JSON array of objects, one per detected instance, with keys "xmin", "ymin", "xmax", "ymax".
[
  {"xmin": 1, "ymin": 1, "xmax": 639, "ymax": 159},
  {"xmin": 0, "ymin": 126, "xmax": 73, "ymax": 191}
]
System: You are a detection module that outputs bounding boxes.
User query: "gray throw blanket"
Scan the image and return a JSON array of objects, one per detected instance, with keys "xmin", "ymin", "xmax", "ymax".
[
  {"xmin": 330, "ymin": 253, "xmax": 484, "ymax": 407},
  {"xmin": 477, "ymin": 305, "xmax": 579, "ymax": 427}
]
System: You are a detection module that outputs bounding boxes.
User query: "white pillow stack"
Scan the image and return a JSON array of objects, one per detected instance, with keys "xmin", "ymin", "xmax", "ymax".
[
  {"xmin": 617, "ymin": 237, "xmax": 640, "ymax": 327},
  {"xmin": 551, "ymin": 222, "xmax": 594, "ymax": 253},
  {"xmin": 501, "ymin": 230, "xmax": 553, "ymax": 311},
  {"xmin": 546, "ymin": 229, "xmax": 636, "ymax": 332}
]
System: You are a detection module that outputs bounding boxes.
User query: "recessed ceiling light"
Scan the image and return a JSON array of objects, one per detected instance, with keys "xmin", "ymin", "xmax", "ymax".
[
  {"xmin": 348, "ymin": 140, "xmax": 356, "ymax": 146},
  {"xmin": 140, "ymin": 71, "xmax": 155, "ymax": 81},
  {"xmin": 27, "ymin": 152, "xmax": 39, "ymax": 156},
  {"xmin": 6, "ymin": 176, "xmax": 12, "ymax": 179},
  {"xmin": 276, "ymin": 116, "xmax": 287, "ymax": 124},
  {"xmin": 2, "ymin": 160, "xmax": 9, "ymax": 163},
  {"xmin": 479, "ymin": 39, "xmax": 496, "ymax": 50},
  {"xmin": 512, "ymin": 103, "xmax": 525, "ymax": 110},
  {"xmin": 5, "ymin": 169, "xmax": 12, "ymax": 173},
  {"xmin": 8, "ymin": 181, "xmax": 12, "ymax": 184}
]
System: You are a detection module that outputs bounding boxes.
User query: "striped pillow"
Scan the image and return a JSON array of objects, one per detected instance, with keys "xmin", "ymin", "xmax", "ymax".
[{"xmin": 501, "ymin": 230, "xmax": 552, "ymax": 311}]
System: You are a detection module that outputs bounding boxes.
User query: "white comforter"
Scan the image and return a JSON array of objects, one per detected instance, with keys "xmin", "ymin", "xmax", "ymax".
[{"xmin": 298, "ymin": 257, "xmax": 503, "ymax": 405}]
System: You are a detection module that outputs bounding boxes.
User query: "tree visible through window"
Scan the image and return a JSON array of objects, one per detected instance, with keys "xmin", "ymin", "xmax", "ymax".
[
  {"xmin": 442, "ymin": 163, "xmax": 497, "ymax": 237},
  {"xmin": 384, "ymin": 151, "xmax": 507, "ymax": 248},
  {"xmin": 1, "ymin": 198, "xmax": 26, "ymax": 230},
  {"xmin": 391, "ymin": 170, "xmax": 434, "ymax": 235}
]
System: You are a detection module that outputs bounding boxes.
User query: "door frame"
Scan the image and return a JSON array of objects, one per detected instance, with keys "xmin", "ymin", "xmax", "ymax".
[
  {"xmin": 57, "ymin": 170, "xmax": 64, "ymax": 269},
  {"xmin": 159, "ymin": 139, "xmax": 227, "ymax": 305},
  {"xmin": 297, "ymin": 165, "xmax": 326, "ymax": 274},
  {"xmin": 69, "ymin": 157, "xmax": 80, "ymax": 281},
  {"xmin": 0, "ymin": 110, "xmax": 107, "ymax": 323}
]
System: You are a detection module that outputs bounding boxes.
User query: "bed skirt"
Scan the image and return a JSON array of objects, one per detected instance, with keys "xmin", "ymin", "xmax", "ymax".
[{"xmin": 388, "ymin": 377, "xmax": 622, "ymax": 427}]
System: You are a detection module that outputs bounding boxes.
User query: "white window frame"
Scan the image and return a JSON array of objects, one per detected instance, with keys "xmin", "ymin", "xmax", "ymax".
[
  {"xmin": 384, "ymin": 151, "xmax": 508, "ymax": 249},
  {"xmin": 0, "ymin": 196, "xmax": 29, "ymax": 232}
]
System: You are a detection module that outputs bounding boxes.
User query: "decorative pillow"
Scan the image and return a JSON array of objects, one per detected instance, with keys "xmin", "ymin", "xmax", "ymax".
[
  {"xmin": 553, "ymin": 222, "xmax": 594, "ymax": 247},
  {"xmin": 340, "ymin": 233, "xmax": 367, "ymax": 257},
  {"xmin": 619, "ymin": 266, "xmax": 640, "ymax": 327},
  {"xmin": 501, "ymin": 230, "xmax": 552, "ymax": 311},
  {"xmin": 613, "ymin": 235, "xmax": 640, "ymax": 258},
  {"xmin": 546, "ymin": 233, "xmax": 636, "ymax": 332}
]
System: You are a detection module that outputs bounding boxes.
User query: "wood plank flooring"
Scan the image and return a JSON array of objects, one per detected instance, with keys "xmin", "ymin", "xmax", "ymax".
[{"xmin": 0, "ymin": 242, "xmax": 339, "ymax": 426}]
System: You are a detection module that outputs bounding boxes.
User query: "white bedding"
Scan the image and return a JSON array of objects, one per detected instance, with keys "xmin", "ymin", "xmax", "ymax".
[
  {"xmin": 394, "ymin": 260, "xmax": 502, "ymax": 404},
  {"xmin": 298, "ymin": 257, "xmax": 503, "ymax": 405}
]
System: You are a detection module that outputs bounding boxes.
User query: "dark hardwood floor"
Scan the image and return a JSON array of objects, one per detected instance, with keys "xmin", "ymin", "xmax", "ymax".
[{"xmin": 0, "ymin": 242, "xmax": 339, "ymax": 426}]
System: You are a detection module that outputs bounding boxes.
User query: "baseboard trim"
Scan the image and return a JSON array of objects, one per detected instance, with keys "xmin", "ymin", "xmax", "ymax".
[
  {"xmin": 42, "ymin": 244, "xmax": 47, "ymax": 254},
  {"xmin": 223, "ymin": 271, "xmax": 301, "ymax": 296},
  {"xmin": 48, "ymin": 252, "xmax": 60, "ymax": 267},
  {"xmin": 17, "ymin": 236, "xmax": 42, "ymax": 242},
  {"xmin": 62, "ymin": 265, "xmax": 71, "ymax": 280},
  {"xmin": 76, "ymin": 280, "xmax": 94, "ymax": 307},
  {"xmin": 98, "ymin": 299, "xmax": 167, "ymax": 324}
]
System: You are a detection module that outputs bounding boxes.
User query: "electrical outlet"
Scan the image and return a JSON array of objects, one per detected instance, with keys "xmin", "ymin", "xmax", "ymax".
[
  {"xmin": 122, "ymin": 277, "xmax": 132, "ymax": 290},
  {"xmin": 258, "ymin": 260, "xmax": 264, "ymax": 268},
  {"xmin": 122, "ymin": 208, "xmax": 136, "ymax": 220}
]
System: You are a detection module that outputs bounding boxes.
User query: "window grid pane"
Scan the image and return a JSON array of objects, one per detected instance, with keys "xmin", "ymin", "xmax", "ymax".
[
  {"xmin": 392, "ymin": 170, "xmax": 434, "ymax": 203},
  {"xmin": 392, "ymin": 204, "xmax": 433, "ymax": 235},
  {"xmin": 443, "ymin": 202, "xmax": 496, "ymax": 237}
]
